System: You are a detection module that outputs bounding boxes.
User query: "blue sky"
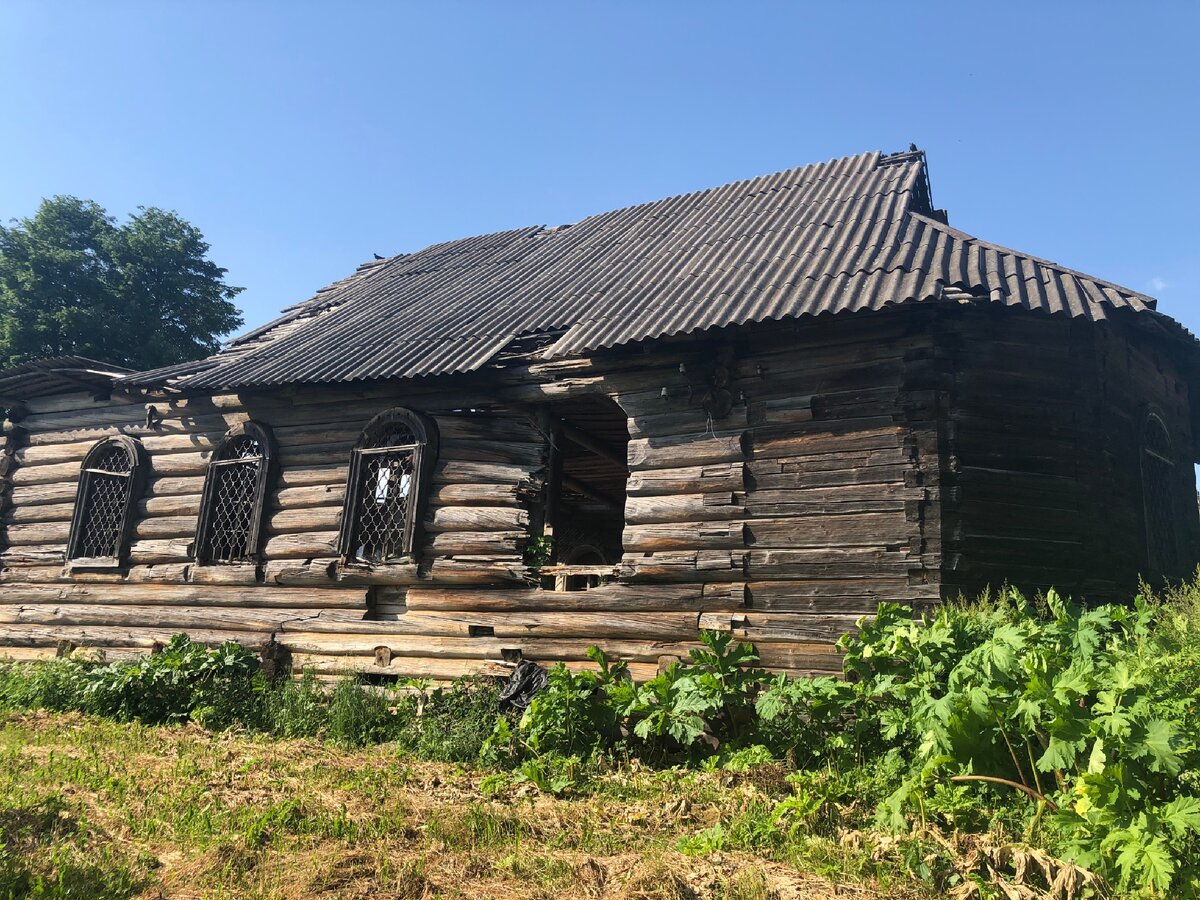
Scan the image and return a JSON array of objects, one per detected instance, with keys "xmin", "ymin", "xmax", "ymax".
[{"xmin": 2, "ymin": 2, "xmax": 1198, "ymax": 336}]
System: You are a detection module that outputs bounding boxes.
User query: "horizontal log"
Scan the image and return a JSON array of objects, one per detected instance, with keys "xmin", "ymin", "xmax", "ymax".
[
  {"xmin": 279, "ymin": 631, "xmax": 705, "ymax": 662},
  {"xmin": 627, "ymin": 432, "xmax": 746, "ymax": 470},
  {"xmin": 425, "ymin": 506, "xmax": 529, "ymax": 533},
  {"xmin": 262, "ymin": 531, "xmax": 339, "ymax": 560},
  {"xmin": 432, "ymin": 460, "xmax": 535, "ymax": 486},
  {"xmin": 4, "ymin": 522, "xmax": 70, "ymax": 546},
  {"xmin": 747, "ymin": 548, "xmax": 914, "ymax": 578},
  {"xmin": 404, "ymin": 582, "xmax": 745, "ymax": 612},
  {"xmin": 749, "ymin": 424, "xmax": 903, "ymax": 461},
  {"xmin": 744, "ymin": 514, "xmax": 911, "ymax": 549},
  {"xmin": 425, "ymin": 558, "xmax": 531, "ymax": 584},
  {"xmin": 718, "ymin": 612, "xmax": 862, "ymax": 643},
  {"xmin": 0, "ymin": 581, "xmax": 367, "ymax": 608},
  {"xmin": 428, "ymin": 482, "xmax": 524, "ymax": 507},
  {"xmin": 0, "ymin": 602, "xmax": 334, "ymax": 632},
  {"xmin": 265, "ymin": 507, "xmax": 342, "ymax": 535},
  {"xmin": 7, "ymin": 481, "xmax": 80, "ymax": 507},
  {"xmin": 626, "ymin": 462, "xmax": 746, "ymax": 497},
  {"xmin": 624, "ymin": 493, "xmax": 744, "ymax": 525},
  {"xmin": 128, "ymin": 537, "xmax": 194, "ymax": 566},
  {"xmin": 0, "ymin": 545, "xmax": 67, "ymax": 567},
  {"xmin": 0, "ymin": 623, "xmax": 273, "ymax": 650},
  {"xmin": 746, "ymin": 580, "xmax": 937, "ymax": 612},
  {"xmin": 282, "ymin": 609, "xmax": 710, "ymax": 641},
  {"xmin": 286, "ymin": 652, "xmax": 659, "ymax": 683},
  {"xmin": 620, "ymin": 550, "xmax": 748, "ymax": 582},
  {"xmin": 3, "ymin": 502, "xmax": 75, "ymax": 525},
  {"xmin": 622, "ymin": 523, "xmax": 746, "ymax": 552},
  {"xmin": 428, "ymin": 531, "xmax": 524, "ymax": 556}
]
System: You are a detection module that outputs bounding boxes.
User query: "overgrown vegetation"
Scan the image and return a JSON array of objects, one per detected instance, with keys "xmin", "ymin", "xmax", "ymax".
[{"xmin": 3, "ymin": 576, "xmax": 1200, "ymax": 897}]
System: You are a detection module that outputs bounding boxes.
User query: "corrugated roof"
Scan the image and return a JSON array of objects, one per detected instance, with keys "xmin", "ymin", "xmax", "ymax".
[{"xmin": 119, "ymin": 149, "xmax": 1186, "ymax": 391}]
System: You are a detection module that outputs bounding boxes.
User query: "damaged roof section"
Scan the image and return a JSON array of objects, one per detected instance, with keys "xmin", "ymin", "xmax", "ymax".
[
  {"xmin": 0, "ymin": 357, "xmax": 132, "ymax": 406},
  {"xmin": 121, "ymin": 149, "xmax": 1172, "ymax": 391}
]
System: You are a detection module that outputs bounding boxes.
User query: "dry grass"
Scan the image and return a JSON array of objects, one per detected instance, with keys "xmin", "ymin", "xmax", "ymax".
[{"xmin": 0, "ymin": 711, "xmax": 931, "ymax": 900}]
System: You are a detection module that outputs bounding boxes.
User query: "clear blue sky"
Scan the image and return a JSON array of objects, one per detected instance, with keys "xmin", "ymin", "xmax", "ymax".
[{"xmin": 2, "ymin": 2, "xmax": 1198, "ymax": 336}]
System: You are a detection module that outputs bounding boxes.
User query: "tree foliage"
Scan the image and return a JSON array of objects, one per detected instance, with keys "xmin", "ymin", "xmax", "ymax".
[{"xmin": 0, "ymin": 196, "xmax": 243, "ymax": 370}]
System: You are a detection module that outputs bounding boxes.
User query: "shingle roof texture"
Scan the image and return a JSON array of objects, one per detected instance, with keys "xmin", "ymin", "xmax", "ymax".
[{"xmin": 121, "ymin": 150, "xmax": 1177, "ymax": 390}]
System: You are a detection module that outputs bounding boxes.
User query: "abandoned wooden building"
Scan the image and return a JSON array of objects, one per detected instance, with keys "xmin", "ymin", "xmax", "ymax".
[{"xmin": 1, "ymin": 148, "xmax": 1197, "ymax": 680}]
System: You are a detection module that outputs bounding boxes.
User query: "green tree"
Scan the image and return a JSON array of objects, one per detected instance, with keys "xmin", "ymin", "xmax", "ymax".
[{"xmin": 0, "ymin": 196, "xmax": 243, "ymax": 370}]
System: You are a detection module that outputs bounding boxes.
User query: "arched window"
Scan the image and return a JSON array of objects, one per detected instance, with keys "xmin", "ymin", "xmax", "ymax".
[
  {"xmin": 1141, "ymin": 412, "xmax": 1178, "ymax": 578},
  {"xmin": 338, "ymin": 409, "xmax": 437, "ymax": 564},
  {"xmin": 67, "ymin": 436, "xmax": 146, "ymax": 565},
  {"xmin": 195, "ymin": 422, "xmax": 275, "ymax": 563}
]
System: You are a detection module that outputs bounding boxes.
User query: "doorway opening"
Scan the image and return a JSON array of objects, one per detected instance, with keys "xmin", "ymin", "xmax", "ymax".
[{"xmin": 536, "ymin": 395, "xmax": 630, "ymax": 591}]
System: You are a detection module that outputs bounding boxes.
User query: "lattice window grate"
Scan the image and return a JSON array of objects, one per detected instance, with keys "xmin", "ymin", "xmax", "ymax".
[
  {"xmin": 349, "ymin": 449, "xmax": 415, "ymax": 562},
  {"xmin": 69, "ymin": 438, "xmax": 140, "ymax": 563},
  {"xmin": 202, "ymin": 459, "xmax": 260, "ymax": 561},
  {"xmin": 196, "ymin": 426, "xmax": 272, "ymax": 564},
  {"xmin": 76, "ymin": 472, "xmax": 131, "ymax": 558},
  {"xmin": 340, "ymin": 409, "xmax": 433, "ymax": 565}
]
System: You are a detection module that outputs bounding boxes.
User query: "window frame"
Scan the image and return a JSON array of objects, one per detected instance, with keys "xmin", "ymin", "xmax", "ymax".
[
  {"xmin": 66, "ymin": 435, "xmax": 147, "ymax": 569},
  {"xmin": 193, "ymin": 421, "xmax": 276, "ymax": 565},
  {"xmin": 337, "ymin": 408, "xmax": 438, "ymax": 565},
  {"xmin": 1140, "ymin": 410, "xmax": 1179, "ymax": 579}
]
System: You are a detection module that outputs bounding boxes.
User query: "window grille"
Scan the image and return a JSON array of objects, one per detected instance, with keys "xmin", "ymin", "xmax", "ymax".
[
  {"xmin": 339, "ymin": 409, "xmax": 436, "ymax": 564},
  {"xmin": 1141, "ymin": 413, "xmax": 1178, "ymax": 578},
  {"xmin": 67, "ymin": 436, "xmax": 145, "ymax": 565},
  {"xmin": 195, "ymin": 423, "xmax": 274, "ymax": 564}
]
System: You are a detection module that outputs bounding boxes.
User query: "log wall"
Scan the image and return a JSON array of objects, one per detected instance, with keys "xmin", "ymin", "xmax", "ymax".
[
  {"xmin": 8, "ymin": 305, "xmax": 1188, "ymax": 680},
  {"xmin": 937, "ymin": 306, "xmax": 1200, "ymax": 601},
  {"xmin": 0, "ymin": 308, "xmax": 943, "ymax": 680}
]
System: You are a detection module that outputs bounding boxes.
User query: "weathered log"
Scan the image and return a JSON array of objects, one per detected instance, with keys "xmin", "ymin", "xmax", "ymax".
[
  {"xmin": 404, "ymin": 582, "xmax": 745, "ymax": 612},
  {"xmin": 0, "ymin": 581, "xmax": 367, "ymax": 609},
  {"xmin": 744, "ymin": 514, "xmax": 911, "ymax": 549},
  {"xmin": 128, "ymin": 538, "xmax": 194, "ymax": 566},
  {"xmin": 0, "ymin": 623, "xmax": 273, "ymax": 649},
  {"xmin": 425, "ymin": 557, "xmax": 530, "ymax": 584},
  {"xmin": 427, "ymin": 482, "xmax": 524, "ymax": 507},
  {"xmin": 425, "ymin": 506, "xmax": 529, "ymax": 533},
  {"xmin": 627, "ymin": 432, "xmax": 746, "ymax": 470},
  {"xmin": 620, "ymin": 549, "xmax": 748, "ymax": 582},
  {"xmin": 626, "ymin": 462, "xmax": 746, "ymax": 497},
  {"xmin": 262, "ymin": 531, "xmax": 339, "ymax": 560},
  {"xmin": 282, "ymin": 609, "xmax": 711, "ymax": 641},
  {"xmin": 622, "ymin": 523, "xmax": 746, "ymax": 552},
  {"xmin": 0, "ymin": 603, "xmax": 332, "ymax": 632},
  {"xmin": 428, "ymin": 531, "xmax": 524, "ymax": 556},
  {"xmin": 4, "ymin": 522, "xmax": 70, "ymax": 546},
  {"xmin": 279, "ymin": 631, "xmax": 704, "ymax": 662},
  {"xmin": 265, "ymin": 507, "xmax": 342, "ymax": 535},
  {"xmin": 624, "ymin": 493, "xmax": 743, "ymax": 525}
]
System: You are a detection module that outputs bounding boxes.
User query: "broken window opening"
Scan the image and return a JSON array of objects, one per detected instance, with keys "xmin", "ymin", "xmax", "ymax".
[
  {"xmin": 67, "ymin": 436, "xmax": 146, "ymax": 565},
  {"xmin": 340, "ymin": 408, "xmax": 438, "ymax": 564},
  {"xmin": 535, "ymin": 395, "xmax": 630, "ymax": 591},
  {"xmin": 195, "ymin": 422, "xmax": 274, "ymax": 564}
]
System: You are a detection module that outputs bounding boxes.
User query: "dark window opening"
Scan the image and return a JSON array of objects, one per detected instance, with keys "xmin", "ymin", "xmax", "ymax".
[
  {"xmin": 1141, "ymin": 413, "xmax": 1178, "ymax": 579},
  {"xmin": 68, "ymin": 436, "xmax": 145, "ymax": 565},
  {"xmin": 339, "ymin": 408, "xmax": 437, "ymax": 564},
  {"xmin": 537, "ymin": 395, "xmax": 630, "ymax": 591},
  {"xmin": 195, "ymin": 422, "xmax": 274, "ymax": 564}
]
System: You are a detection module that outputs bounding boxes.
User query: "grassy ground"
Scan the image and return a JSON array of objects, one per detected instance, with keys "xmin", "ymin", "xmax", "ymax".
[{"xmin": 0, "ymin": 711, "xmax": 933, "ymax": 900}]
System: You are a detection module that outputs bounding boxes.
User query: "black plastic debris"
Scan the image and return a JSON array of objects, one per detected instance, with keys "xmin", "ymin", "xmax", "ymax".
[{"xmin": 498, "ymin": 659, "xmax": 548, "ymax": 711}]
